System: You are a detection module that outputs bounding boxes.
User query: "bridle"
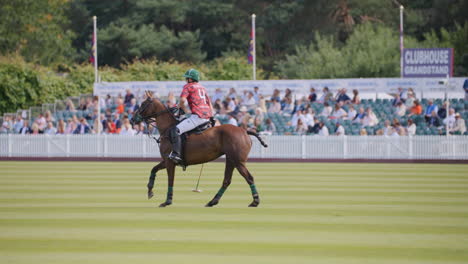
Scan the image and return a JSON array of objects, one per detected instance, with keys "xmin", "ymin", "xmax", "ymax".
[{"xmin": 132, "ymin": 97, "xmax": 178, "ymax": 143}]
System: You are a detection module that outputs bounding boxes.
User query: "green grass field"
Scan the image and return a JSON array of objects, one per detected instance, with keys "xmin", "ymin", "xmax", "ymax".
[{"xmin": 1, "ymin": 161, "xmax": 468, "ymax": 264}]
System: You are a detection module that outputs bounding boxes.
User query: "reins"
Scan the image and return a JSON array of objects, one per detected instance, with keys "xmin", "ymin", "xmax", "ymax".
[{"xmin": 138, "ymin": 99, "xmax": 179, "ymax": 145}]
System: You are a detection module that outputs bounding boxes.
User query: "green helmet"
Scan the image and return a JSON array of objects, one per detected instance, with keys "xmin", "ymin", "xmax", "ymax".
[{"xmin": 183, "ymin": 68, "xmax": 200, "ymax": 82}]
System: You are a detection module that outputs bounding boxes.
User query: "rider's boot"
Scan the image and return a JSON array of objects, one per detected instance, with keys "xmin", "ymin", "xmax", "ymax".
[{"xmin": 168, "ymin": 127, "xmax": 183, "ymax": 164}]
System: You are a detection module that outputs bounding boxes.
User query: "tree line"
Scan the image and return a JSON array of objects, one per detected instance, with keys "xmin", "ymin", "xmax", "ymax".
[{"xmin": 0, "ymin": 0, "xmax": 467, "ymax": 114}]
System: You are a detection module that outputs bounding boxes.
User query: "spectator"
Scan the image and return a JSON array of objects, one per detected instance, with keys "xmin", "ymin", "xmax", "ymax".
[
  {"xmin": 317, "ymin": 87, "xmax": 332, "ymax": 103},
  {"xmin": 392, "ymin": 94, "xmax": 402, "ymax": 107},
  {"xmin": 407, "ymin": 119, "xmax": 416, "ymax": 136},
  {"xmin": 360, "ymin": 128, "xmax": 368, "ymax": 136},
  {"xmin": 120, "ymin": 119, "xmax": 136, "ymax": 135},
  {"xmin": 443, "ymin": 108, "xmax": 456, "ymax": 130},
  {"xmin": 44, "ymin": 110, "xmax": 55, "ymax": 123},
  {"xmin": 116, "ymin": 98, "xmax": 125, "ymax": 114},
  {"xmin": 136, "ymin": 123, "xmax": 146, "ymax": 135},
  {"xmin": 405, "ymin": 92, "xmax": 416, "ymax": 109},
  {"xmin": 382, "ymin": 120, "xmax": 392, "ymax": 135},
  {"xmin": 295, "ymin": 119, "xmax": 308, "ymax": 135},
  {"xmin": 113, "ymin": 113, "xmax": 122, "ymax": 134},
  {"xmin": 77, "ymin": 98, "xmax": 87, "ymax": 111},
  {"xmin": 212, "ymin": 88, "xmax": 224, "ymax": 103},
  {"xmin": 438, "ymin": 102, "xmax": 448, "ymax": 119},
  {"xmin": 213, "ymin": 99, "xmax": 222, "ymax": 115},
  {"xmin": 264, "ymin": 118, "xmax": 276, "ymax": 135},
  {"xmin": 354, "ymin": 107, "xmax": 366, "ymax": 123},
  {"xmin": 225, "ymin": 97, "xmax": 236, "ymax": 113},
  {"xmin": 44, "ymin": 122, "xmax": 57, "ymax": 135},
  {"xmin": 85, "ymin": 97, "xmax": 94, "ymax": 111},
  {"xmin": 392, "ymin": 119, "xmax": 406, "ymax": 136},
  {"xmin": 128, "ymin": 98, "xmax": 139, "ymax": 114},
  {"xmin": 335, "ymin": 122, "xmax": 345, "ymax": 136},
  {"xmin": 227, "ymin": 113, "xmax": 238, "ymax": 126},
  {"xmin": 347, "ymin": 105, "xmax": 357, "ymax": 120},
  {"xmin": 65, "ymin": 117, "xmax": 77, "ymax": 134},
  {"xmin": 240, "ymin": 90, "xmax": 249, "ymax": 104},
  {"xmin": 66, "ymin": 99, "xmax": 76, "ymax": 112},
  {"xmin": 167, "ymin": 91, "xmax": 176, "ymax": 106},
  {"xmin": 228, "ymin": 88, "xmax": 238, "ymax": 99},
  {"xmin": 424, "ymin": 100, "xmax": 438, "ymax": 122},
  {"xmin": 56, "ymin": 120, "xmax": 66, "ymax": 135},
  {"xmin": 331, "ymin": 104, "xmax": 347, "ymax": 119},
  {"xmin": 427, "ymin": 111, "xmax": 441, "ymax": 127},
  {"xmin": 104, "ymin": 115, "xmax": 117, "ymax": 134},
  {"xmin": 303, "ymin": 108, "xmax": 315, "ymax": 127},
  {"xmin": 35, "ymin": 113, "xmax": 47, "ymax": 132},
  {"xmin": 306, "ymin": 117, "xmax": 319, "ymax": 134},
  {"xmin": 291, "ymin": 99, "xmax": 306, "ymax": 115},
  {"xmin": 13, "ymin": 115, "xmax": 24, "ymax": 133},
  {"xmin": 242, "ymin": 91, "xmax": 256, "ymax": 110},
  {"xmin": 253, "ymin": 86, "xmax": 261, "ymax": 104},
  {"xmin": 31, "ymin": 123, "xmax": 40, "ymax": 135},
  {"xmin": 281, "ymin": 97, "xmax": 294, "ymax": 115},
  {"xmin": 351, "ymin": 89, "xmax": 360, "ymax": 104},
  {"xmin": 336, "ymin": 88, "xmax": 351, "ymax": 105},
  {"xmin": 389, "ymin": 127, "xmax": 400, "ymax": 137},
  {"xmin": 74, "ymin": 118, "xmax": 91, "ymax": 134},
  {"xmin": 408, "ymin": 100, "xmax": 422, "ymax": 116},
  {"xmin": 290, "ymin": 110, "xmax": 305, "ymax": 128},
  {"xmin": 450, "ymin": 113, "xmax": 466, "ymax": 134},
  {"xmin": 308, "ymin": 87, "xmax": 317, "ymax": 102},
  {"xmin": 398, "ymin": 87, "xmax": 407, "ymax": 102},
  {"xmin": 1, "ymin": 116, "xmax": 12, "ymax": 134},
  {"xmin": 19, "ymin": 120, "xmax": 31, "ymax": 134},
  {"xmin": 318, "ymin": 122, "xmax": 329, "ymax": 136},
  {"xmin": 270, "ymin": 89, "xmax": 281, "ymax": 102},
  {"xmin": 268, "ymin": 98, "xmax": 281, "ymax": 113},
  {"xmin": 124, "ymin": 89, "xmax": 135, "ymax": 106},
  {"xmin": 395, "ymin": 101, "xmax": 407, "ymax": 117},
  {"xmin": 362, "ymin": 108, "xmax": 378, "ymax": 127},
  {"xmin": 105, "ymin": 94, "xmax": 113, "ymax": 107},
  {"xmin": 254, "ymin": 108, "xmax": 264, "ymax": 124},
  {"xmin": 320, "ymin": 102, "xmax": 332, "ymax": 117}
]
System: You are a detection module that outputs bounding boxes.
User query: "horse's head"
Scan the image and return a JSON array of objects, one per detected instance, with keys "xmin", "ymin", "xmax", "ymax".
[{"xmin": 130, "ymin": 91, "xmax": 165, "ymax": 126}]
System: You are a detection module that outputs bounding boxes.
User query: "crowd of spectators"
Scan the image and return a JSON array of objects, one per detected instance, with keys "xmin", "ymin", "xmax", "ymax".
[{"xmin": 1, "ymin": 86, "xmax": 467, "ymax": 136}]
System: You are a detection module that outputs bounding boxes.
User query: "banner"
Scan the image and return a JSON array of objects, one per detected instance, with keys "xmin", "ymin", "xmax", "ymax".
[{"xmin": 403, "ymin": 48, "xmax": 454, "ymax": 78}]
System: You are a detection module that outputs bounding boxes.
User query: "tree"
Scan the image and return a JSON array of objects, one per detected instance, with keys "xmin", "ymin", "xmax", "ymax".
[{"xmin": 0, "ymin": 0, "xmax": 75, "ymax": 65}]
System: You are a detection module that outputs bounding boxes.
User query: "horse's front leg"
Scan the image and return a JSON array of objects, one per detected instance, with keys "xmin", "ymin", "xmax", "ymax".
[
  {"xmin": 159, "ymin": 160, "xmax": 175, "ymax": 207},
  {"xmin": 147, "ymin": 161, "xmax": 166, "ymax": 199}
]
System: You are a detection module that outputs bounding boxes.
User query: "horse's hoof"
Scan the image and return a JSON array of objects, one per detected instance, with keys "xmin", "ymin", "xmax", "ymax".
[
  {"xmin": 159, "ymin": 201, "xmax": 172, "ymax": 207},
  {"xmin": 248, "ymin": 201, "xmax": 259, "ymax": 207},
  {"xmin": 205, "ymin": 200, "xmax": 218, "ymax": 207},
  {"xmin": 147, "ymin": 191, "xmax": 154, "ymax": 199}
]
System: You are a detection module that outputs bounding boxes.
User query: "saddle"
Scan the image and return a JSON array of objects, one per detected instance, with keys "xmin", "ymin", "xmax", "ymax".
[{"xmin": 170, "ymin": 107, "xmax": 215, "ymax": 170}]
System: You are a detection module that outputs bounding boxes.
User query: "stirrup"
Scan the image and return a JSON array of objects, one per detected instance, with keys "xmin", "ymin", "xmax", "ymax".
[{"xmin": 168, "ymin": 152, "xmax": 183, "ymax": 164}]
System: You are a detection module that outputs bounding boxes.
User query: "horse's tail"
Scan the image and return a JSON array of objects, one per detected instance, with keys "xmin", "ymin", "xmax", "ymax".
[{"xmin": 247, "ymin": 131, "xmax": 268, "ymax": 148}]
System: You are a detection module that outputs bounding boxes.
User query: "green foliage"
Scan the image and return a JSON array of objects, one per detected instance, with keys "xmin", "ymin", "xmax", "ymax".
[
  {"xmin": 205, "ymin": 55, "xmax": 261, "ymax": 80},
  {"xmin": 0, "ymin": 0, "xmax": 75, "ymax": 65}
]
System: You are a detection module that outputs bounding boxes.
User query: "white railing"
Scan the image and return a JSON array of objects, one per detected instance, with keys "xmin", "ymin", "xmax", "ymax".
[{"xmin": 0, "ymin": 134, "xmax": 467, "ymax": 160}]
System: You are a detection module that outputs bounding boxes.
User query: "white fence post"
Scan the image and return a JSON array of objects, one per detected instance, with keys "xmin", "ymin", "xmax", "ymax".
[
  {"xmin": 66, "ymin": 135, "xmax": 70, "ymax": 157},
  {"xmin": 343, "ymin": 136, "xmax": 348, "ymax": 159},
  {"xmin": 142, "ymin": 136, "xmax": 146, "ymax": 158},
  {"xmin": 409, "ymin": 136, "xmax": 413, "ymax": 159},
  {"xmin": 301, "ymin": 135, "xmax": 306, "ymax": 159},
  {"xmin": 104, "ymin": 134, "xmax": 108, "ymax": 157},
  {"xmin": 46, "ymin": 135, "xmax": 51, "ymax": 157},
  {"xmin": 8, "ymin": 134, "xmax": 12, "ymax": 157}
]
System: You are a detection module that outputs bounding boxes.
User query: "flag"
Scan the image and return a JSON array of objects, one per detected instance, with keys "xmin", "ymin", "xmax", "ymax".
[
  {"xmin": 248, "ymin": 29, "xmax": 254, "ymax": 64},
  {"xmin": 89, "ymin": 33, "xmax": 96, "ymax": 65}
]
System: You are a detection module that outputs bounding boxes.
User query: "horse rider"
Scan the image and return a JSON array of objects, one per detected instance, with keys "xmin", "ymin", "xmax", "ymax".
[{"xmin": 168, "ymin": 68, "xmax": 213, "ymax": 164}]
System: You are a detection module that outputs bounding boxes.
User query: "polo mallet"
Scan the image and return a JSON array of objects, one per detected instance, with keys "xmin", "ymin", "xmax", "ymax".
[{"xmin": 192, "ymin": 164, "xmax": 204, "ymax": 193}]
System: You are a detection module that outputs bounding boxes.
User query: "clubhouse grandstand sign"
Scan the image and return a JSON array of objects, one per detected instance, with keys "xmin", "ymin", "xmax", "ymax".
[{"xmin": 403, "ymin": 48, "xmax": 454, "ymax": 78}]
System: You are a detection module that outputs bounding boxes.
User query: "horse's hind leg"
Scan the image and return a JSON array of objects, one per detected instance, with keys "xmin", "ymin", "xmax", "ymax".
[
  {"xmin": 147, "ymin": 161, "xmax": 166, "ymax": 199},
  {"xmin": 206, "ymin": 160, "xmax": 235, "ymax": 207},
  {"xmin": 236, "ymin": 162, "xmax": 260, "ymax": 207}
]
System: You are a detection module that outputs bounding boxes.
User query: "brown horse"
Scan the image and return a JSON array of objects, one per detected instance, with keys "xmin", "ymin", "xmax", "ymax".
[{"xmin": 130, "ymin": 91, "xmax": 268, "ymax": 207}]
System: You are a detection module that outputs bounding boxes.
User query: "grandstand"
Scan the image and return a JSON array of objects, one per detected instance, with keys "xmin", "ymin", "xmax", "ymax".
[{"xmin": 1, "ymin": 86, "xmax": 467, "ymax": 136}]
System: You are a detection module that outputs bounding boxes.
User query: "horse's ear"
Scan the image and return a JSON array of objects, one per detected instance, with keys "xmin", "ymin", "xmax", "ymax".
[{"xmin": 145, "ymin": 90, "xmax": 153, "ymax": 99}]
